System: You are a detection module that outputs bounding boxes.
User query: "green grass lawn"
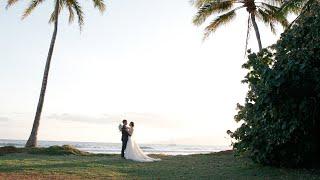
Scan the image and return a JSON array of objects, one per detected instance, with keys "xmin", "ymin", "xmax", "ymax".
[{"xmin": 0, "ymin": 147, "xmax": 319, "ymax": 179}]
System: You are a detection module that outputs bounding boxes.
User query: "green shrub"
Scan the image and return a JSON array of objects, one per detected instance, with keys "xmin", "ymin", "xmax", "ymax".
[
  {"xmin": 231, "ymin": 3, "xmax": 320, "ymax": 167},
  {"xmin": 0, "ymin": 145, "xmax": 89, "ymax": 156},
  {"xmin": 0, "ymin": 146, "xmax": 21, "ymax": 155},
  {"xmin": 28, "ymin": 145, "xmax": 89, "ymax": 156}
]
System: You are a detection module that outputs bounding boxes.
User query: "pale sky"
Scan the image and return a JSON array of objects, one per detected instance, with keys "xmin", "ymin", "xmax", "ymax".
[{"xmin": 0, "ymin": 0, "xmax": 283, "ymax": 146}]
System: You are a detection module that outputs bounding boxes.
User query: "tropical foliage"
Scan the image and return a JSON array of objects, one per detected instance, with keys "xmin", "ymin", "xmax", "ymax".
[
  {"xmin": 230, "ymin": 3, "xmax": 320, "ymax": 167},
  {"xmin": 280, "ymin": 0, "xmax": 319, "ymax": 26},
  {"xmin": 280, "ymin": 0, "xmax": 318, "ymax": 14},
  {"xmin": 192, "ymin": 0, "xmax": 288, "ymax": 51}
]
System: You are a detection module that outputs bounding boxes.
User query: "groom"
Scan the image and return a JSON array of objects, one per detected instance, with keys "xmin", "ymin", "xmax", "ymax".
[{"xmin": 121, "ymin": 119, "xmax": 130, "ymax": 158}]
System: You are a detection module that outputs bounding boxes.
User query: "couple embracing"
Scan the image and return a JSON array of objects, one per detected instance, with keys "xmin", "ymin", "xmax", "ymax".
[{"xmin": 120, "ymin": 119, "xmax": 161, "ymax": 162}]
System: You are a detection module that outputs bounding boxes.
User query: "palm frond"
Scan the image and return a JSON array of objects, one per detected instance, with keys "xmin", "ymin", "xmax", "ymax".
[
  {"xmin": 66, "ymin": 0, "xmax": 75, "ymax": 24},
  {"xmin": 192, "ymin": 0, "xmax": 215, "ymax": 9},
  {"xmin": 256, "ymin": 5, "xmax": 288, "ymax": 33},
  {"xmin": 256, "ymin": 0, "xmax": 283, "ymax": 7},
  {"xmin": 6, "ymin": 0, "xmax": 19, "ymax": 9},
  {"xmin": 92, "ymin": 0, "xmax": 106, "ymax": 13},
  {"xmin": 256, "ymin": 8, "xmax": 275, "ymax": 32},
  {"xmin": 49, "ymin": 0, "xmax": 64, "ymax": 23},
  {"xmin": 22, "ymin": 0, "xmax": 45, "ymax": 19},
  {"xmin": 259, "ymin": 2, "xmax": 280, "ymax": 12},
  {"xmin": 193, "ymin": 0, "xmax": 238, "ymax": 26},
  {"xmin": 203, "ymin": 8, "xmax": 237, "ymax": 40},
  {"xmin": 71, "ymin": 0, "xmax": 84, "ymax": 30}
]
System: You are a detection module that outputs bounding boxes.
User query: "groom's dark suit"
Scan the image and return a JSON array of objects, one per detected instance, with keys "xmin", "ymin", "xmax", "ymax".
[{"xmin": 121, "ymin": 125, "xmax": 130, "ymax": 158}]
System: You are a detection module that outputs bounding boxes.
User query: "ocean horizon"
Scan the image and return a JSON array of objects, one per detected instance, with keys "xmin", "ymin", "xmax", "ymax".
[{"xmin": 0, "ymin": 139, "xmax": 231, "ymax": 155}]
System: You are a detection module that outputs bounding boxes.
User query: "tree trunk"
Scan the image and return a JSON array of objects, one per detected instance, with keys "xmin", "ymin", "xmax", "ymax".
[
  {"xmin": 250, "ymin": 13, "xmax": 262, "ymax": 51},
  {"xmin": 25, "ymin": 0, "xmax": 59, "ymax": 148}
]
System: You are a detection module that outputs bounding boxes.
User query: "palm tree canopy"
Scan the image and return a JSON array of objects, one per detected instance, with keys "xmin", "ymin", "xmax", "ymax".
[
  {"xmin": 192, "ymin": 0, "xmax": 289, "ymax": 39},
  {"xmin": 7, "ymin": 0, "xmax": 106, "ymax": 30}
]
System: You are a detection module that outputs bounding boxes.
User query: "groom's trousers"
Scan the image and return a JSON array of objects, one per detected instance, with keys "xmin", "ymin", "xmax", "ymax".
[{"xmin": 121, "ymin": 139, "xmax": 128, "ymax": 158}]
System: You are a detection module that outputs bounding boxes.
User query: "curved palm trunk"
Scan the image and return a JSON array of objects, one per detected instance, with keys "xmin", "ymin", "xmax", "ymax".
[
  {"xmin": 250, "ymin": 13, "xmax": 262, "ymax": 51},
  {"xmin": 25, "ymin": 0, "xmax": 59, "ymax": 148}
]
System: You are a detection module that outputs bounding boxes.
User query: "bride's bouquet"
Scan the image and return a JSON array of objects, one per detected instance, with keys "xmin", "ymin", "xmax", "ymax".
[{"xmin": 118, "ymin": 123, "xmax": 123, "ymax": 132}]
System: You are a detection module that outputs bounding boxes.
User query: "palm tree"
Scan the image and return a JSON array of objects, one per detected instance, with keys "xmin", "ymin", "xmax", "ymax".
[
  {"xmin": 6, "ymin": 0, "xmax": 106, "ymax": 147},
  {"xmin": 192, "ymin": 0, "xmax": 289, "ymax": 51}
]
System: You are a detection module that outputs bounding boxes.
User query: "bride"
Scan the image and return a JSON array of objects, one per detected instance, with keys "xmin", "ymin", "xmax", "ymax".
[{"xmin": 124, "ymin": 122, "xmax": 161, "ymax": 162}]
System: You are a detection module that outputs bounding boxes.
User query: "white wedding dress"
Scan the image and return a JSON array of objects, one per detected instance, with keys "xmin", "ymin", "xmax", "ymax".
[{"xmin": 124, "ymin": 128, "xmax": 161, "ymax": 162}]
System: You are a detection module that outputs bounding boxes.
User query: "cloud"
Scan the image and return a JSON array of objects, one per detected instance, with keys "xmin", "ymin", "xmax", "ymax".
[
  {"xmin": 46, "ymin": 112, "xmax": 183, "ymax": 128},
  {"xmin": 46, "ymin": 113, "xmax": 110, "ymax": 124},
  {"xmin": 118, "ymin": 112, "xmax": 184, "ymax": 127},
  {"xmin": 0, "ymin": 116, "xmax": 10, "ymax": 122}
]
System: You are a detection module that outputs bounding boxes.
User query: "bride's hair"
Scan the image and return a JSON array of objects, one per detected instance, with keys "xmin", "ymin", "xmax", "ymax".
[{"xmin": 129, "ymin": 122, "xmax": 134, "ymax": 127}]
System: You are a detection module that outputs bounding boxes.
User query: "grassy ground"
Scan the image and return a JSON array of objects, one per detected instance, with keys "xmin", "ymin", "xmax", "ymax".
[{"xmin": 0, "ymin": 147, "xmax": 319, "ymax": 179}]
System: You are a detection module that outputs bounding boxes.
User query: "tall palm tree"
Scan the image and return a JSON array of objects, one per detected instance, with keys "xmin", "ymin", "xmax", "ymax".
[
  {"xmin": 7, "ymin": 0, "xmax": 106, "ymax": 147},
  {"xmin": 192, "ymin": 0, "xmax": 289, "ymax": 51}
]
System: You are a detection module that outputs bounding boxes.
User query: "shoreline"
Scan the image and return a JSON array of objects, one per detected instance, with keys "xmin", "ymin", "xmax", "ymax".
[
  {"xmin": 0, "ymin": 139, "xmax": 230, "ymax": 156},
  {"xmin": 0, "ymin": 145, "xmax": 232, "ymax": 156},
  {"xmin": 0, "ymin": 138, "xmax": 227, "ymax": 147}
]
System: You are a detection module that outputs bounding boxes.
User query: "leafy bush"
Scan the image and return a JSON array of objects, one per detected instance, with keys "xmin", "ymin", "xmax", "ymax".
[{"xmin": 230, "ymin": 3, "xmax": 320, "ymax": 167}]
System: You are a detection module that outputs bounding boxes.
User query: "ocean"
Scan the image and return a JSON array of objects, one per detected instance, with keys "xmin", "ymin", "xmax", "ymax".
[{"xmin": 0, "ymin": 139, "xmax": 230, "ymax": 155}]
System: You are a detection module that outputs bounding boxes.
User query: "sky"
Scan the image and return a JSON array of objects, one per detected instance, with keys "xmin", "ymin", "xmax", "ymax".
[{"xmin": 0, "ymin": 0, "xmax": 284, "ymax": 146}]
